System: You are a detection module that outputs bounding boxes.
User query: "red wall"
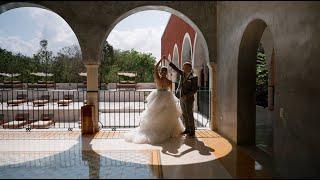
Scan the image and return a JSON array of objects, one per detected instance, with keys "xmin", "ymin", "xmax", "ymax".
[{"xmin": 161, "ymin": 14, "xmax": 196, "ymax": 65}]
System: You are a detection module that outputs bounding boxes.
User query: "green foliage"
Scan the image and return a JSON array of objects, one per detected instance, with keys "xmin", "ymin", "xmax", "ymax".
[
  {"xmin": 256, "ymin": 43, "xmax": 268, "ymax": 107},
  {"xmin": 0, "ymin": 40, "xmax": 156, "ymax": 83},
  {"xmin": 99, "ymin": 41, "xmax": 156, "ymax": 83},
  {"xmin": 52, "ymin": 45, "xmax": 84, "ymax": 83}
]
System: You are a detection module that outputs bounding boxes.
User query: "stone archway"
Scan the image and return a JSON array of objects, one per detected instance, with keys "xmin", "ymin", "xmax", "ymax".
[
  {"xmin": 0, "ymin": 2, "xmax": 85, "ymax": 130},
  {"xmin": 237, "ymin": 19, "xmax": 275, "ymax": 146},
  {"xmin": 101, "ymin": 5, "xmax": 210, "ymax": 66},
  {"xmin": 101, "ymin": 5, "xmax": 216, "ymax": 131},
  {"xmin": 172, "ymin": 44, "xmax": 180, "ymax": 68},
  {"xmin": 171, "ymin": 44, "xmax": 180, "ymax": 91}
]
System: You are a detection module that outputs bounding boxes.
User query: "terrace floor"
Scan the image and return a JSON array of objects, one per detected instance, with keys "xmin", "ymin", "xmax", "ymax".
[{"xmin": 0, "ymin": 129, "xmax": 274, "ymax": 179}]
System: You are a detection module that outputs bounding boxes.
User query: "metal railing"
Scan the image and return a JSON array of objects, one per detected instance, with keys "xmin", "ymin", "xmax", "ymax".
[
  {"xmin": 0, "ymin": 88, "xmax": 210, "ymax": 131},
  {"xmin": 0, "ymin": 89, "xmax": 86, "ymax": 131},
  {"xmin": 98, "ymin": 88, "xmax": 211, "ymax": 130}
]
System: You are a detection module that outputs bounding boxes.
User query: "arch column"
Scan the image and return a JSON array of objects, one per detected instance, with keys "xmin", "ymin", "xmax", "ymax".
[
  {"xmin": 207, "ymin": 61, "xmax": 217, "ymax": 131},
  {"xmin": 85, "ymin": 64, "xmax": 100, "ymax": 133}
]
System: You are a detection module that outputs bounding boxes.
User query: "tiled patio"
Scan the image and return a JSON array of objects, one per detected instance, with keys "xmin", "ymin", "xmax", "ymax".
[{"xmin": 0, "ymin": 129, "xmax": 273, "ymax": 179}]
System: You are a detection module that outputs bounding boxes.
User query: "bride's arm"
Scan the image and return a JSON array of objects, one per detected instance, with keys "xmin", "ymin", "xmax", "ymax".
[{"xmin": 153, "ymin": 59, "xmax": 162, "ymax": 81}]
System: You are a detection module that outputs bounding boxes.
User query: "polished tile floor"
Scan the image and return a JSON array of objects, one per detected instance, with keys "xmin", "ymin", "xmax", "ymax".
[{"xmin": 0, "ymin": 129, "xmax": 273, "ymax": 179}]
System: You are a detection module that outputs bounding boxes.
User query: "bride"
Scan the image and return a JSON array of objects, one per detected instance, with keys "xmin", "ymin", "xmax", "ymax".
[{"xmin": 123, "ymin": 57, "xmax": 185, "ymax": 144}]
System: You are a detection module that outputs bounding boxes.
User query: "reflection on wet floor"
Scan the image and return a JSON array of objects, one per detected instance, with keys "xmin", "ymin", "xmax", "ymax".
[
  {"xmin": 0, "ymin": 150, "xmax": 161, "ymax": 179},
  {"xmin": 0, "ymin": 130, "xmax": 274, "ymax": 179},
  {"xmin": 0, "ymin": 133, "xmax": 161, "ymax": 179}
]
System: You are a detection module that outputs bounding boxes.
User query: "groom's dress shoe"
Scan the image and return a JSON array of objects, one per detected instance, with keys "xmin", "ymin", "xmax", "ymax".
[{"xmin": 187, "ymin": 132, "xmax": 195, "ymax": 137}]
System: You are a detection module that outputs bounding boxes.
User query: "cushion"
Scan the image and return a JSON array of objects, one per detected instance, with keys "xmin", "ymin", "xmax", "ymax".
[
  {"xmin": 7, "ymin": 99, "xmax": 25, "ymax": 105},
  {"xmin": 33, "ymin": 100, "xmax": 49, "ymax": 105},
  {"xmin": 12, "ymin": 81, "xmax": 21, "ymax": 84},
  {"xmin": 128, "ymin": 81, "xmax": 136, "ymax": 84},
  {"xmin": 58, "ymin": 99, "xmax": 73, "ymax": 105}
]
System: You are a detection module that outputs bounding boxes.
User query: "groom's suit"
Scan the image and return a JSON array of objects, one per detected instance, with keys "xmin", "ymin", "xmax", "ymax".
[{"xmin": 169, "ymin": 62, "xmax": 198, "ymax": 135}]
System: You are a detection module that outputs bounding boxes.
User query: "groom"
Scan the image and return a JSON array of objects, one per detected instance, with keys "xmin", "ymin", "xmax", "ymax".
[{"xmin": 164, "ymin": 57, "xmax": 198, "ymax": 137}]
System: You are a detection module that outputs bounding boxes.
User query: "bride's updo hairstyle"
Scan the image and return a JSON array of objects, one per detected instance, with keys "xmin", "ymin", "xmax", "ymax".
[
  {"xmin": 159, "ymin": 66, "xmax": 168, "ymax": 77},
  {"xmin": 160, "ymin": 66, "xmax": 168, "ymax": 72}
]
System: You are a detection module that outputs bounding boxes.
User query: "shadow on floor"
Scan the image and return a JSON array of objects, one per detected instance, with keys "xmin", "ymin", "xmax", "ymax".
[{"xmin": 160, "ymin": 136, "xmax": 215, "ymax": 157}]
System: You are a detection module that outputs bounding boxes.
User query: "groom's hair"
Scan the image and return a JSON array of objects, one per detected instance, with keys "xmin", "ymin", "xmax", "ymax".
[{"xmin": 183, "ymin": 62, "xmax": 192, "ymax": 68}]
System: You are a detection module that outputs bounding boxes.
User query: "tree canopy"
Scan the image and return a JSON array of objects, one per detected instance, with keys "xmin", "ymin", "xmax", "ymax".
[
  {"xmin": 256, "ymin": 43, "xmax": 268, "ymax": 108},
  {"xmin": 0, "ymin": 40, "xmax": 156, "ymax": 83}
]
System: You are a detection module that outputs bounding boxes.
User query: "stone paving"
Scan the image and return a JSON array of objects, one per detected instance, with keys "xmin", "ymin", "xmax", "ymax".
[{"xmin": 0, "ymin": 129, "xmax": 273, "ymax": 179}]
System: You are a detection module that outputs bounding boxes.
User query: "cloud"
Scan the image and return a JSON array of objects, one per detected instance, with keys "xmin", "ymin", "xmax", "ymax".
[
  {"xmin": 107, "ymin": 25, "xmax": 166, "ymax": 59},
  {"xmin": 0, "ymin": 8, "xmax": 79, "ymax": 56},
  {"xmin": 24, "ymin": 8, "xmax": 79, "ymax": 55},
  {"xmin": 0, "ymin": 36, "xmax": 38, "ymax": 56},
  {"xmin": 0, "ymin": 7, "xmax": 80, "ymax": 56}
]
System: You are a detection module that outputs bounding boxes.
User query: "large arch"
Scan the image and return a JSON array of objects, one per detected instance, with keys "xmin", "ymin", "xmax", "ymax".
[
  {"xmin": 237, "ymin": 19, "xmax": 275, "ymax": 146},
  {"xmin": 172, "ymin": 44, "xmax": 180, "ymax": 68},
  {"xmin": 101, "ymin": 5, "xmax": 216, "ymax": 131},
  {"xmin": 171, "ymin": 44, "xmax": 180, "ymax": 91},
  {"xmin": 192, "ymin": 33, "xmax": 207, "ymax": 69},
  {"xmin": 181, "ymin": 32, "xmax": 193, "ymax": 66},
  {"xmin": 101, "ymin": 6, "xmax": 210, "ymax": 65}
]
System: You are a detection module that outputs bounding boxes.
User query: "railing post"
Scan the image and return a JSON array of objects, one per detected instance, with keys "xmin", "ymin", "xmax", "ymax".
[
  {"xmin": 85, "ymin": 64, "xmax": 100, "ymax": 133},
  {"xmin": 207, "ymin": 62, "xmax": 218, "ymax": 131}
]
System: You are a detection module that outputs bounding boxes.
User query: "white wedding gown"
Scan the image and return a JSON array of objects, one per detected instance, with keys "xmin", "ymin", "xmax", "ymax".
[{"xmin": 123, "ymin": 88, "xmax": 185, "ymax": 144}]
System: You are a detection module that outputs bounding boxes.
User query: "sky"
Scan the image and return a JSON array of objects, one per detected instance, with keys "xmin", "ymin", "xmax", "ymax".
[{"xmin": 0, "ymin": 7, "xmax": 171, "ymax": 59}]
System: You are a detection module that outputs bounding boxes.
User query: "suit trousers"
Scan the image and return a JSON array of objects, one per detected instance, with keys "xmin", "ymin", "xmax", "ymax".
[{"xmin": 180, "ymin": 97, "xmax": 195, "ymax": 134}]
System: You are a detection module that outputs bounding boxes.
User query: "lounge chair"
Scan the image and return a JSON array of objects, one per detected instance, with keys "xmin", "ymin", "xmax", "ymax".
[
  {"xmin": 33, "ymin": 95, "xmax": 50, "ymax": 106},
  {"xmin": 28, "ymin": 114, "xmax": 55, "ymax": 129},
  {"xmin": 0, "ymin": 114, "xmax": 8, "ymax": 125},
  {"xmin": 27, "ymin": 81, "xmax": 56, "ymax": 89},
  {"xmin": 2, "ymin": 80, "xmax": 24, "ymax": 89},
  {"xmin": 57, "ymin": 94, "xmax": 74, "ymax": 106},
  {"xmin": 38, "ymin": 81, "xmax": 56, "ymax": 89},
  {"xmin": 2, "ymin": 113, "xmax": 30, "ymax": 129},
  {"xmin": 7, "ymin": 94, "xmax": 28, "ymax": 106}
]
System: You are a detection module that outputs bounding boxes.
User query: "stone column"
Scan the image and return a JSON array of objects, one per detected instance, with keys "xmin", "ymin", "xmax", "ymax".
[
  {"xmin": 85, "ymin": 64, "xmax": 100, "ymax": 133},
  {"xmin": 207, "ymin": 62, "xmax": 217, "ymax": 131}
]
